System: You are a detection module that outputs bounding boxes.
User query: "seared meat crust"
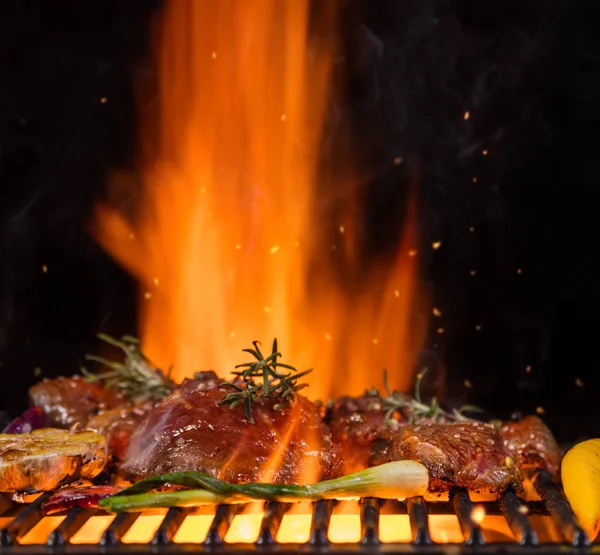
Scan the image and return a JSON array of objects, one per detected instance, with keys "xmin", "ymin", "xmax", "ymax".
[
  {"xmin": 328, "ymin": 397, "xmax": 522, "ymax": 493},
  {"xmin": 499, "ymin": 416, "xmax": 562, "ymax": 475},
  {"xmin": 391, "ymin": 422, "xmax": 521, "ymax": 493},
  {"xmin": 86, "ymin": 403, "xmax": 153, "ymax": 460},
  {"xmin": 29, "ymin": 376, "xmax": 123, "ymax": 428},
  {"xmin": 120, "ymin": 376, "xmax": 341, "ymax": 484}
]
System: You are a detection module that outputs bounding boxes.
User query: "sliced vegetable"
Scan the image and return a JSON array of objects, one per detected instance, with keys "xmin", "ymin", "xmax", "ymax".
[
  {"xmin": 561, "ymin": 438, "xmax": 600, "ymax": 540},
  {"xmin": 3, "ymin": 407, "xmax": 48, "ymax": 434},
  {"xmin": 0, "ymin": 429, "xmax": 108, "ymax": 492},
  {"xmin": 100, "ymin": 460, "xmax": 429, "ymax": 512},
  {"xmin": 44, "ymin": 485, "xmax": 123, "ymax": 514}
]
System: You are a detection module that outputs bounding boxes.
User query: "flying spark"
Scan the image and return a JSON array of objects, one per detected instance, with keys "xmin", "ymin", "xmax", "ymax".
[{"xmin": 470, "ymin": 506, "xmax": 485, "ymax": 524}]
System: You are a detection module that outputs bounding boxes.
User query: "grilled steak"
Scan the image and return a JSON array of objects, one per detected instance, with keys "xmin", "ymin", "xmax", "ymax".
[
  {"xmin": 327, "ymin": 394, "xmax": 392, "ymax": 474},
  {"xmin": 499, "ymin": 416, "xmax": 562, "ymax": 475},
  {"xmin": 28, "ymin": 376, "xmax": 157, "ymax": 460},
  {"xmin": 29, "ymin": 376, "xmax": 123, "ymax": 428},
  {"xmin": 328, "ymin": 397, "xmax": 521, "ymax": 493},
  {"xmin": 120, "ymin": 373, "xmax": 341, "ymax": 484},
  {"xmin": 86, "ymin": 403, "xmax": 153, "ymax": 461},
  {"xmin": 390, "ymin": 422, "xmax": 522, "ymax": 493},
  {"xmin": 0, "ymin": 429, "xmax": 108, "ymax": 492}
]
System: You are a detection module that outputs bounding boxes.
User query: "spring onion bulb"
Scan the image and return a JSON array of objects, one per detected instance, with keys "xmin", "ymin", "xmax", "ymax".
[{"xmin": 99, "ymin": 461, "xmax": 429, "ymax": 512}]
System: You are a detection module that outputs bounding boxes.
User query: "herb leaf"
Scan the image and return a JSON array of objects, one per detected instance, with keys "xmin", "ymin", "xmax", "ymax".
[
  {"xmin": 219, "ymin": 339, "xmax": 311, "ymax": 423},
  {"xmin": 82, "ymin": 334, "xmax": 173, "ymax": 402},
  {"xmin": 368, "ymin": 367, "xmax": 481, "ymax": 424}
]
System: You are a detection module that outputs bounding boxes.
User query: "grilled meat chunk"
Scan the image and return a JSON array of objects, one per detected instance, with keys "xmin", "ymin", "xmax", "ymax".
[
  {"xmin": 328, "ymin": 397, "xmax": 521, "ymax": 493},
  {"xmin": 29, "ymin": 376, "xmax": 123, "ymax": 428},
  {"xmin": 86, "ymin": 403, "xmax": 153, "ymax": 460},
  {"xmin": 29, "ymin": 376, "xmax": 158, "ymax": 459},
  {"xmin": 120, "ymin": 374, "xmax": 341, "ymax": 484},
  {"xmin": 391, "ymin": 422, "xmax": 521, "ymax": 493},
  {"xmin": 327, "ymin": 394, "xmax": 392, "ymax": 473},
  {"xmin": 0, "ymin": 429, "xmax": 108, "ymax": 492},
  {"xmin": 499, "ymin": 416, "xmax": 562, "ymax": 475}
]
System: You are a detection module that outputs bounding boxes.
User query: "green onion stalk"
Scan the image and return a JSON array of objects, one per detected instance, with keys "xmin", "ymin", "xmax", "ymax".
[{"xmin": 99, "ymin": 460, "xmax": 429, "ymax": 512}]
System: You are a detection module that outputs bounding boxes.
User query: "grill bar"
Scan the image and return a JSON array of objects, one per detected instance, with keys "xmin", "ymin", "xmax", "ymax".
[
  {"xmin": 359, "ymin": 498, "xmax": 380, "ymax": 545},
  {"xmin": 203, "ymin": 504, "xmax": 238, "ymax": 546},
  {"xmin": 0, "ymin": 474, "xmax": 588, "ymax": 550},
  {"xmin": 451, "ymin": 488, "xmax": 485, "ymax": 546},
  {"xmin": 500, "ymin": 489, "xmax": 539, "ymax": 546},
  {"xmin": 152, "ymin": 507, "xmax": 190, "ymax": 545},
  {"xmin": 0, "ymin": 491, "xmax": 51, "ymax": 546},
  {"xmin": 308, "ymin": 499, "xmax": 333, "ymax": 546},
  {"xmin": 257, "ymin": 502, "xmax": 288, "ymax": 545},
  {"xmin": 535, "ymin": 470, "xmax": 590, "ymax": 547},
  {"xmin": 100, "ymin": 512, "xmax": 139, "ymax": 546},
  {"xmin": 407, "ymin": 496, "xmax": 432, "ymax": 546},
  {"xmin": 47, "ymin": 507, "xmax": 95, "ymax": 546}
]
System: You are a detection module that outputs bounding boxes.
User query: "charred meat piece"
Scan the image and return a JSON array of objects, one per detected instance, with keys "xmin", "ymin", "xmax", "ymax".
[
  {"xmin": 86, "ymin": 403, "xmax": 154, "ymax": 461},
  {"xmin": 391, "ymin": 422, "xmax": 522, "ymax": 493},
  {"xmin": 29, "ymin": 376, "xmax": 123, "ymax": 428},
  {"xmin": 120, "ymin": 374, "xmax": 341, "ymax": 484},
  {"xmin": 327, "ymin": 394, "xmax": 395, "ymax": 473},
  {"xmin": 499, "ymin": 416, "xmax": 562, "ymax": 475},
  {"xmin": 328, "ymin": 398, "xmax": 521, "ymax": 493},
  {"xmin": 0, "ymin": 429, "xmax": 108, "ymax": 492}
]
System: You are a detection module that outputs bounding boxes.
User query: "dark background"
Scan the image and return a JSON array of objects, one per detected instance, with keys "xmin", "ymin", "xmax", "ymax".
[{"xmin": 1, "ymin": 0, "xmax": 599, "ymax": 441}]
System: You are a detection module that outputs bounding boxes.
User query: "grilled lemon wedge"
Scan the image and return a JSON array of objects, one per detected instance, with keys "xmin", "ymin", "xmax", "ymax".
[{"xmin": 562, "ymin": 438, "xmax": 600, "ymax": 540}]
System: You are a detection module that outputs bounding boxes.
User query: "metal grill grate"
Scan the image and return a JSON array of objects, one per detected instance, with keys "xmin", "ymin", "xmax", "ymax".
[{"xmin": 0, "ymin": 471, "xmax": 592, "ymax": 553}]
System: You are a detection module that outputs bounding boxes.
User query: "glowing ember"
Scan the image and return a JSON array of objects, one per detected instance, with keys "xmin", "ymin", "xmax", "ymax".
[
  {"xmin": 470, "ymin": 505, "xmax": 486, "ymax": 525},
  {"xmin": 92, "ymin": 0, "xmax": 424, "ymax": 398}
]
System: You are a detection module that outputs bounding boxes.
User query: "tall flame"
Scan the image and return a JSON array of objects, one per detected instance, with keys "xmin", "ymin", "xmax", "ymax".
[{"xmin": 93, "ymin": 0, "xmax": 425, "ymax": 399}]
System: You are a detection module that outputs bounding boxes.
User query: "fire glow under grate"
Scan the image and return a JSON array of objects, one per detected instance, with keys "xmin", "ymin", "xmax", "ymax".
[{"xmin": 0, "ymin": 471, "xmax": 594, "ymax": 554}]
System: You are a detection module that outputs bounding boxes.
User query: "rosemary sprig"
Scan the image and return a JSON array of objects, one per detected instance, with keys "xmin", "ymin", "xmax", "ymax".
[
  {"xmin": 368, "ymin": 368, "xmax": 482, "ymax": 424},
  {"xmin": 82, "ymin": 333, "xmax": 174, "ymax": 403},
  {"xmin": 218, "ymin": 339, "xmax": 312, "ymax": 424}
]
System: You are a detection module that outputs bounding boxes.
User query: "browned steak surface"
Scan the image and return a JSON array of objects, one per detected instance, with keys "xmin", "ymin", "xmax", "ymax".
[
  {"xmin": 499, "ymin": 416, "xmax": 562, "ymax": 475},
  {"xmin": 120, "ymin": 377, "xmax": 341, "ymax": 484},
  {"xmin": 86, "ymin": 402, "xmax": 153, "ymax": 461},
  {"xmin": 327, "ymin": 394, "xmax": 399, "ymax": 473},
  {"xmin": 392, "ymin": 422, "xmax": 522, "ymax": 493},
  {"xmin": 29, "ymin": 376, "xmax": 124, "ymax": 428},
  {"xmin": 328, "ymin": 398, "xmax": 521, "ymax": 493}
]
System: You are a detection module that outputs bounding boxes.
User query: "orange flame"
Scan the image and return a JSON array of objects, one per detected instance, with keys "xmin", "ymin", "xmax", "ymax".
[{"xmin": 92, "ymin": 0, "xmax": 425, "ymax": 399}]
